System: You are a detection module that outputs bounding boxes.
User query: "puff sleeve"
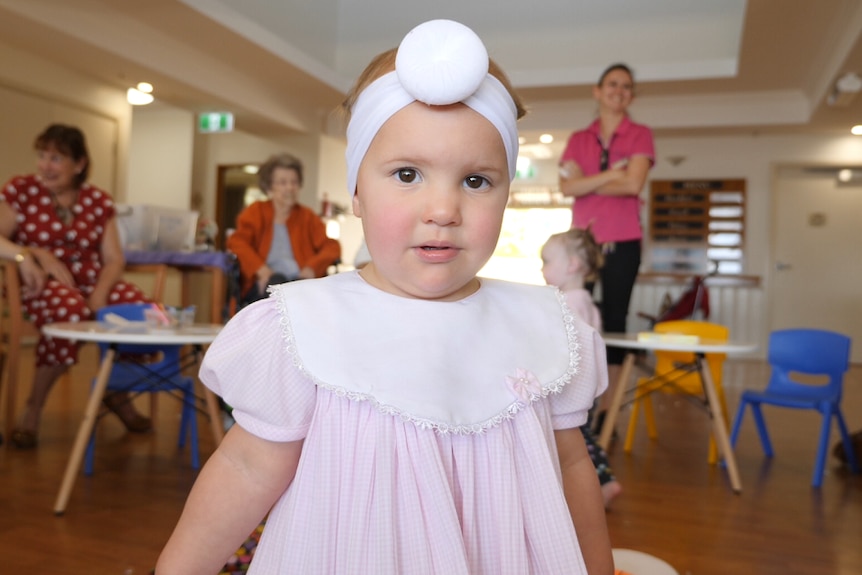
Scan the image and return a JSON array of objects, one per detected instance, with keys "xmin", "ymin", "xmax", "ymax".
[
  {"xmin": 199, "ymin": 298, "xmax": 317, "ymax": 442},
  {"xmin": 549, "ymin": 324, "xmax": 609, "ymax": 430}
]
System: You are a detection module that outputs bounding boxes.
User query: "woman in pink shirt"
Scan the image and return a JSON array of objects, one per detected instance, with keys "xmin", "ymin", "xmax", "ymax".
[{"xmin": 559, "ymin": 63, "xmax": 655, "ymax": 431}]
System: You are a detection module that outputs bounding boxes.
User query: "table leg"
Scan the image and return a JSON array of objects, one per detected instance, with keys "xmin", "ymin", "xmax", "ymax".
[
  {"xmin": 179, "ymin": 266, "xmax": 224, "ymax": 324},
  {"xmin": 53, "ymin": 348, "xmax": 116, "ymax": 515},
  {"xmin": 698, "ymin": 355, "xmax": 742, "ymax": 493},
  {"xmin": 202, "ymin": 384, "xmax": 224, "ymax": 445},
  {"xmin": 598, "ymin": 352, "xmax": 635, "ymax": 450},
  {"xmin": 209, "ymin": 266, "xmax": 225, "ymax": 324},
  {"xmin": 181, "ymin": 268, "xmax": 192, "ymax": 311},
  {"xmin": 192, "ymin": 347, "xmax": 224, "ymax": 445}
]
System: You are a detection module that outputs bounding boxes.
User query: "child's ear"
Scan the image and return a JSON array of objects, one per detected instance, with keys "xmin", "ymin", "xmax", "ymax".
[
  {"xmin": 568, "ymin": 256, "xmax": 583, "ymax": 274},
  {"xmin": 352, "ymin": 193, "xmax": 362, "ymax": 218}
]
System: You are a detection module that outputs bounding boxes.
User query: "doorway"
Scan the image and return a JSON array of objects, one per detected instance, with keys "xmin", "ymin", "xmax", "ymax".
[
  {"xmin": 215, "ymin": 164, "xmax": 266, "ymax": 249},
  {"xmin": 770, "ymin": 165, "xmax": 862, "ymax": 362}
]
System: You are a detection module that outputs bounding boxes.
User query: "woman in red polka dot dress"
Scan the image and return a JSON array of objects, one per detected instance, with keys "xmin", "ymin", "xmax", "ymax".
[{"xmin": 1, "ymin": 124, "xmax": 152, "ymax": 449}]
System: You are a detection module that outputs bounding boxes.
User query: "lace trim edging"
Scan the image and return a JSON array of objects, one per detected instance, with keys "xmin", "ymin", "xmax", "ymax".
[{"xmin": 272, "ymin": 286, "xmax": 583, "ymax": 436}]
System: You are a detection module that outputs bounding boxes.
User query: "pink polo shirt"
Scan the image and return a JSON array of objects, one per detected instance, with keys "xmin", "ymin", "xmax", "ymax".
[{"xmin": 560, "ymin": 116, "xmax": 655, "ymax": 243}]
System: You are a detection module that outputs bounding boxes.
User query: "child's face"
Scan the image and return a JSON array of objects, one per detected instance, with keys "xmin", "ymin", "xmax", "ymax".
[
  {"xmin": 353, "ymin": 101, "xmax": 509, "ymax": 301},
  {"xmin": 540, "ymin": 239, "xmax": 573, "ymax": 288}
]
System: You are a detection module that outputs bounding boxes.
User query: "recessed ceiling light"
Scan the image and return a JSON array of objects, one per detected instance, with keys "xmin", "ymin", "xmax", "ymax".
[
  {"xmin": 127, "ymin": 87, "xmax": 154, "ymax": 105},
  {"xmin": 851, "ymin": 124, "xmax": 862, "ymax": 135},
  {"xmin": 136, "ymin": 82, "xmax": 153, "ymax": 93},
  {"xmin": 539, "ymin": 133, "xmax": 554, "ymax": 144}
]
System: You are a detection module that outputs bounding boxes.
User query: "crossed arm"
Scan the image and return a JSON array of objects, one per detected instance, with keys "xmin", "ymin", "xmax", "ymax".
[{"xmin": 559, "ymin": 154, "xmax": 652, "ymax": 199}]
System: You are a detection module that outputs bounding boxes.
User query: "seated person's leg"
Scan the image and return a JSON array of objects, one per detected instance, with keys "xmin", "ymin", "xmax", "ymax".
[
  {"xmin": 98, "ymin": 281, "xmax": 154, "ymax": 433},
  {"xmin": 580, "ymin": 424, "xmax": 623, "ymax": 508},
  {"xmin": 240, "ymin": 273, "xmax": 291, "ymax": 307},
  {"xmin": 267, "ymin": 272, "xmax": 290, "ymax": 287}
]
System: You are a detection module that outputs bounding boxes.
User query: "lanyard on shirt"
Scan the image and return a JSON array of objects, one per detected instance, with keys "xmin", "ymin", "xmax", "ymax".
[{"xmin": 597, "ymin": 136, "xmax": 610, "ymax": 171}]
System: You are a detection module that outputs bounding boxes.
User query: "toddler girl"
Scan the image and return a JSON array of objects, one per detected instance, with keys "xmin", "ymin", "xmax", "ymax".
[
  {"xmin": 157, "ymin": 19, "xmax": 612, "ymax": 575},
  {"xmin": 541, "ymin": 227, "xmax": 623, "ymax": 507}
]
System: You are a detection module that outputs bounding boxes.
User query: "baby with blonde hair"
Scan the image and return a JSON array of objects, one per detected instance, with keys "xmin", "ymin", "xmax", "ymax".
[{"xmin": 542, "ymin": 226, "xmax": 622, "ymax": 507}]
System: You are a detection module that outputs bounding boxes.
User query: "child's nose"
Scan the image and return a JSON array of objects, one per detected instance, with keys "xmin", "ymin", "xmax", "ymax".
[{"xmin": 422, "ymin": 185, "xmax": 461, "ymax": 226}]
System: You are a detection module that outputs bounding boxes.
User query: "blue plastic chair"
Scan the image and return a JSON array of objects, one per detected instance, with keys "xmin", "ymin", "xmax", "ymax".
[
  {"xmin": 730, "ymin": 328, "xmax": 859, "ymax": 487},
  {"xmin": 84, "ymin": 303, "xmax": 200, "ymax": 475}
]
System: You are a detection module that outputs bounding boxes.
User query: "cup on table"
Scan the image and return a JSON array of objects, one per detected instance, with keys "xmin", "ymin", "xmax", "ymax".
[
  {"xmin": 178, "ymin": 305, "xmax": 196, "ymax": 327},
  {"xmin": 144, "ymin": 304, "xmax": 195, "ymax": 328},
  {"xmin": 144, "ymin": 306, "xmax": 173, "ymax": 327}
]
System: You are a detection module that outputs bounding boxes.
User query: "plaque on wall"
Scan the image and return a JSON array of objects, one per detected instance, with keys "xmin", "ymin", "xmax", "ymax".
[{"xmin": 647, "ymin": 179, "xmax": 746, "ymax": 274}]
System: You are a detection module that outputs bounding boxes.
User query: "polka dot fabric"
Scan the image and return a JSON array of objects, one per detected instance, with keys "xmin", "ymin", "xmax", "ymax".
[{"xmin": 2, "ymin": 174, "xmax": 149, "ymax": 367}]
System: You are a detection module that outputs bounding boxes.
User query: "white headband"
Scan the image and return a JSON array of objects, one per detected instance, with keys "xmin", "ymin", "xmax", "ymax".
[{"xmin": 346, "ymin": 19, "xmax": 519, "ymax": 197}]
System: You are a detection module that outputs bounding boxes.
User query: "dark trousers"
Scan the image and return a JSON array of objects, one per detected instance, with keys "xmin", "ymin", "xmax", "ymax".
[
  {"xmin": 589, "ymin": 239, "xmax": 641, "ymax": 365},
  {"xmin": 239, "ymin": 273, "xmax": 290, "ymax": 309},
  {"xmin": 580, "ymin": 421, "xmax": 615, "ymax": 485}
]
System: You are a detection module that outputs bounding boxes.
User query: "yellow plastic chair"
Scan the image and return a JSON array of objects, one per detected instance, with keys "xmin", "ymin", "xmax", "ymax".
[{"xmin": 624, "ymin": 320, "xmax": 729, "ymax": 464}]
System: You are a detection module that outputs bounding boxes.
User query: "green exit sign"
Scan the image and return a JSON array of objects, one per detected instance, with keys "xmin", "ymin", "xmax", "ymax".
[{"xmin": 199, "ymin": 112, "xmax": 234, "ymax": 133}]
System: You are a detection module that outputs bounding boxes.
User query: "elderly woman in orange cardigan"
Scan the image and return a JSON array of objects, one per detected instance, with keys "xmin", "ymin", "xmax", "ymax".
[{"xmin": 227, "ymin": 153, "xmax": 341, "ymax": 305}]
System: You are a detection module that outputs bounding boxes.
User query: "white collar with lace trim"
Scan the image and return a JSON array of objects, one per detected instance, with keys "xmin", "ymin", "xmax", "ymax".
[{"xmin": 272, "ymin": 272, "xmax": 582, "ymax": 434}]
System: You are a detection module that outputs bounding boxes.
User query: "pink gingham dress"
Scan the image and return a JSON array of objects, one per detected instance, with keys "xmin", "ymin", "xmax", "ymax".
[{"xmin": 200, "ymin": 271, "xmax": 607, "ymax": 574}]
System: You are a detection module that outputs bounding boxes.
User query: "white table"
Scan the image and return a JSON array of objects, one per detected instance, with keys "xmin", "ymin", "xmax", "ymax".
[
  {"xmin": 598, "ymin": 333, "xmax": 757, "ymax": 493},
  {"xmin": 42, "ymin": 321, "xmax": 223, "ymax": 515}
]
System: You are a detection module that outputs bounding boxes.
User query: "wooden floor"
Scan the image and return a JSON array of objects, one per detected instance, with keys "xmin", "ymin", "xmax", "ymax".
[{"xmin": 1, "ymin": 346, "xmax": 860, "ymax": 574}]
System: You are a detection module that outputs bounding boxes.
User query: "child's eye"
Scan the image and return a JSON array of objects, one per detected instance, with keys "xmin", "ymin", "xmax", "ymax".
[
  {"xmin": 464, "ymin": 175, "xmax": 490, "ymax": 190},
  {"xmin": 395, "ymin": 168, "xmax": 420, "ymax": 184}
]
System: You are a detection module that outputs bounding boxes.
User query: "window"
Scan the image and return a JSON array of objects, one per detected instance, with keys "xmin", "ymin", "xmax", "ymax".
[{"xmin": 479, "ymin": 187, "xmax": 572, "ymax": 285}]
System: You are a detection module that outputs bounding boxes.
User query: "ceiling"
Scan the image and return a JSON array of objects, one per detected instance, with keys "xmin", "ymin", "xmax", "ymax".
[{"xmin": 1, "ymin": 0, "xmax": 861, "ymax": 158}]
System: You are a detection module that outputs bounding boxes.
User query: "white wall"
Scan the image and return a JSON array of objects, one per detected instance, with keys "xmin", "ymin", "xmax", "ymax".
[
  {"xmin": 4, "ymin": 38, "xmax": 860, "ymax": 351},
  {"xmin": 515, "ymin": 131, "xmax": 862, "ymax": 357},
  {"xmin": 520, "ymin": 131, "xmax": 862, "ymax": 286},
  {"xmin": 317, "ymin": 133, "xmax": 364, "ymax": 267},
  {"xmin": 0, "ymin": 39, "xmax": 132, "ymax": 197},
  {"xmin": 651, "ymin": 133, "xmax": 862, "ymax": 282},
  {"xmin": 127, "ymin": 104, "xmax": 195, "ymax": 208},
  {"xmin": 191, "ymin": 129, "xmax": 322, "ymax": 222}
]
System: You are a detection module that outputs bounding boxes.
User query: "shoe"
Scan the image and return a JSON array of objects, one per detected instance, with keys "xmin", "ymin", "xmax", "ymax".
[
  {"xmin": 102, "ymin": 393, "xmax": 152, "ymax": 433},
  {"xmin": 11, "ymin": 428, "xmax": 38, "ymax": 449}
]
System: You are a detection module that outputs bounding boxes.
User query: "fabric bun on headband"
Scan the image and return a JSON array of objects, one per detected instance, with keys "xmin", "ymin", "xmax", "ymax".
[
  {"xmin": 346, "ymin": 19, "xmax": 519, "ymax": 197},
  {"xmin": 395, "ymin": 19, "xmax": 489, "ymax": 105}
]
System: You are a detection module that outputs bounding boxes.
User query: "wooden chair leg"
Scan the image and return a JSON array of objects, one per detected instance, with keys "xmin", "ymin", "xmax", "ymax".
[
  {"xmin": 3, "ymin": 260, "xmax": 27, "ymax": 441},
  {"xmin": 0, "ymin": 353, "xmax": 8, "ymax": 440},
  {"xmin": 4, "ymin": 338, "xmax": 21, "ymax": 441},
  {"xmin": 708, "ymin": 388, "xmax": 731, "ymax": 464}
]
